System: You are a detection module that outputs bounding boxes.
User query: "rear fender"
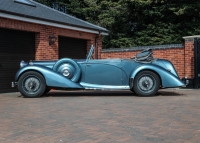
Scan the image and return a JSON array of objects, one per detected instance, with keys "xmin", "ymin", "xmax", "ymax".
[
  {"xmin": 130, "ymin": 64, "xmax": 185, "ymax": 87},
  {"xmin": 15, "ymin": 65, "xmax": 83, "ymax": 89}
]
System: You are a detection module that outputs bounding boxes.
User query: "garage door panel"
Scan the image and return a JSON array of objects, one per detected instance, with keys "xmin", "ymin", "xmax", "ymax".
[
  {"xmin": 59, "ymin": 36, "xmax": 87, "ymax": 59},
  {"xmin": 0, "ymin": 28, "xmax": 35, "ymax": 93}
]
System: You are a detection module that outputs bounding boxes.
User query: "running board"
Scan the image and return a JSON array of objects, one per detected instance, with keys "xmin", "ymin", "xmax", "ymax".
[{"xmin": 80, "ymin": 82, "xmax": 130, "ymax": 90}]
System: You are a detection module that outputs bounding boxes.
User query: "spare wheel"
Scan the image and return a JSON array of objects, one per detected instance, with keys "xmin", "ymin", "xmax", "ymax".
[{"xmin": 52, "ymin": 58, "xmax": 81, "ymax": 82}]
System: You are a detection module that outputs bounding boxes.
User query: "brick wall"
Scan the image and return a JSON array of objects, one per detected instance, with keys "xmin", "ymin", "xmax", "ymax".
[
  {"xmin": 100, "ymin": 44, "xmax": 187, "ymax": 79},
  {"xmin": 0, "ymin": 17, "xmax": 102, "ymax": 60}
]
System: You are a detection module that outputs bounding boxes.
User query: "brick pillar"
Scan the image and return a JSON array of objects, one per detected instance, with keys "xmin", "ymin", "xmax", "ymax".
[
  {"xmin": 35, "ymin": 27, "xmax": 58, "ymax": 60},
  {"xmin": 86, "ymin": 38, "xmax": 95, "ymax": 58},
  {"xmin": 183, "ymin": 35, "xmax": 200, "ymax": 78}
]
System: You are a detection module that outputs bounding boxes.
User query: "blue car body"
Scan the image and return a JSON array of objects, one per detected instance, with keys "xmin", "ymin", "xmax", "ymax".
[{"xmin": 12, "ymin": 45, "xmax": 185, "ymax": 97}]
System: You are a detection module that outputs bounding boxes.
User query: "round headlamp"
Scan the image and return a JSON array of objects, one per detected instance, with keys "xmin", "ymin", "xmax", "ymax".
[{"xmin": 20, "ymin": 60, "xmax": 28, "ymax": 68}]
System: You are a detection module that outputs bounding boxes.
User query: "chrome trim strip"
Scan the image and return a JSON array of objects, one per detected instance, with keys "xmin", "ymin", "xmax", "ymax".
[{"xmin": 80, "ymin": 82, "xmax": 130, "ymax": 90}]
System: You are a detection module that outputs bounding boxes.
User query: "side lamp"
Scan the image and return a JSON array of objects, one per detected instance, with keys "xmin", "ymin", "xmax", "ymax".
[{"xmin": 49, "ymin": 34, "xmax": 57, "ymax": 45}]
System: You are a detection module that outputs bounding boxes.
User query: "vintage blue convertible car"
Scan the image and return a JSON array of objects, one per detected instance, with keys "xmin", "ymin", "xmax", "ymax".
[{"xmin": 12, "ymin": 45, "xmax": 185, "ymax": 98}]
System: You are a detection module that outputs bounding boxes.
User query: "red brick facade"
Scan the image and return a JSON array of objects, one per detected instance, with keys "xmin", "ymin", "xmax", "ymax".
[{"xmin": 0, "ymin": 17, "xmax": 102, "ymax": 60}]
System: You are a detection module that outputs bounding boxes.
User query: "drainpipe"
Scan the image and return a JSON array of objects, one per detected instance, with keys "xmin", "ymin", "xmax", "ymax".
[{"xmin": 95, "ymin": 31, "xmax": 102, "ymax": 59}]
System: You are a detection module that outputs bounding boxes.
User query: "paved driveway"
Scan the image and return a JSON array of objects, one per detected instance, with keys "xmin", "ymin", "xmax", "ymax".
[{"xmin": 0, "ymin": 89, "xmax": 200, "ymax": 143}]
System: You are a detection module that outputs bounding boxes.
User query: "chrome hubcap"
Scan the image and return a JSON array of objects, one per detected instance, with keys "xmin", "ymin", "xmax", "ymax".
[
  {"xmin": 57, "ymin": 64, "xmax": 75, "ymax": 79},
  {"xmin": 63, "ymin": 69, "xmax": 70, "ymax": 77},
  {"xmin": 138, "ymin": 76, "xmax": 154, "ymax": 92}
]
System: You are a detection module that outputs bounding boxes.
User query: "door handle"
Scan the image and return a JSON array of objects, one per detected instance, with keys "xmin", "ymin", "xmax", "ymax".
[{"xmin": 87, "ymin": 64, "xmax": 91, "ymax": 66}]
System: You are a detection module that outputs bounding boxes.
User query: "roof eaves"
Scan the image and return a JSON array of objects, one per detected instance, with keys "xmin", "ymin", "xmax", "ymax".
[
  {"xmin": 0, "ymin": 10, "xmax": 109, "ymax": 35},
  {"xmin": 31, "ymin": 0, "xmax": 109, "ymax": 33}
]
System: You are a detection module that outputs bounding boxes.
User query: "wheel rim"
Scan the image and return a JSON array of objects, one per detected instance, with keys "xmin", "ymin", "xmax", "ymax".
[
  {"xmin": 22, "ymin": 76, "xmax": 41, "ymax": 94},
  {"xmin": 137, "ymin": 74, "xmax": 156, "ymax": 93}
]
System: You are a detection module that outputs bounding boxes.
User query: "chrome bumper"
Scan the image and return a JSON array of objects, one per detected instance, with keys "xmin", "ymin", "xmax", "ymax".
[{"xmin": 11, "ymin": 82, "xmax": 18, "ymax": 87}]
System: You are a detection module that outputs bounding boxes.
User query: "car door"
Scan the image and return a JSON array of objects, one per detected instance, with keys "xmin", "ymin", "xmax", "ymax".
[{"xmin": 84, "ymin": 59, "xmax": 122, "ymax": 85}]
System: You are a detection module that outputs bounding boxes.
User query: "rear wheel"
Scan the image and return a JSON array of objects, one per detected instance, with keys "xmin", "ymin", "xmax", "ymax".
[
  {"xmin": 133, "ymin": 71, "xmax": 160, "ymax": 97},
  {"xmin": 18, "ymin": 71, "xmax": 46, "ymax": 98}
]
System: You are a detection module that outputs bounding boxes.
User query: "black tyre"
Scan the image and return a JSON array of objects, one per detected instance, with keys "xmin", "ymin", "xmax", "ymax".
[
  {"xmin": 18, "ymin": 71, "xmax": 46, "ymax": 98},
  {"xmin": 52, "ymin": 58, "xmax": 81, "ymax": 82},
  {"xmin": 43, "ymin": 88, "xmax": 51, "ymax": 94},
  {"xmin": 130, "ymin": 88, "xmax": 134, "ymax": 93},
  {"xmin": 133, "ymin": 71, "xmax": 160, "ymax": 97}
]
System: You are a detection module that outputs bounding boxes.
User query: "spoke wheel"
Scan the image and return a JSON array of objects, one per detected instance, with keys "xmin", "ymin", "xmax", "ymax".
[
  {"xmin": 18, "ymin": 71, "xmax": 46, "ymax": 98},
  {"xmin": 133, "ymin": 71, "xmax": 160, "ymax": 97}
]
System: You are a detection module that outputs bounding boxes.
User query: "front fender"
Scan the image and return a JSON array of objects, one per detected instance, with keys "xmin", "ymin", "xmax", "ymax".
[
  {"xmin": 15, "ymin": 65, "xmax": 83, "ymax": 89},
  {"xmin": 130, "ymin": 64, "xmax": 185, "ymax": 87}
]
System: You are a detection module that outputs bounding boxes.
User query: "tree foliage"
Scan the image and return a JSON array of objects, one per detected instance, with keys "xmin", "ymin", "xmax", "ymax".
[{"xmin": 35, "ymin": 0, "xmax": 200, "ymax": 48}]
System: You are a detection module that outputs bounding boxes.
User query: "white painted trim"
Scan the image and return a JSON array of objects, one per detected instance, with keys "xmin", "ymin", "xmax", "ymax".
[
  {"xmin": 0, "ymin": 13, "xmax": 109, "ymax": 35},
  {"xmin": 183, "ymin": 35, "xmax": 200, "ymax": 39}
]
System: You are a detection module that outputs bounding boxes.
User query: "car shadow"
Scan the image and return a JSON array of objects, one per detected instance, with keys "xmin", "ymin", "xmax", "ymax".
[
  {"xmin": 156, "ymin": 90, "xmax": 185, "ymax": 96},
  {"xmin": 42, "ymin": 89, "xmax": 184, "ymax": 98},
  {"xmin": 43, "ymin": 90, "xmax": 133, "ymax": 97}
]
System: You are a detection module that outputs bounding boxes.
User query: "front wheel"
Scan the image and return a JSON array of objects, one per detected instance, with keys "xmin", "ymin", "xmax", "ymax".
[
  {"xmin": 133, "ymin": 71, "xmax": 160, "ymax": 97},
  {"xmin": 18, "ymin": 71, "xmax": 46, "ymax": 98}
]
